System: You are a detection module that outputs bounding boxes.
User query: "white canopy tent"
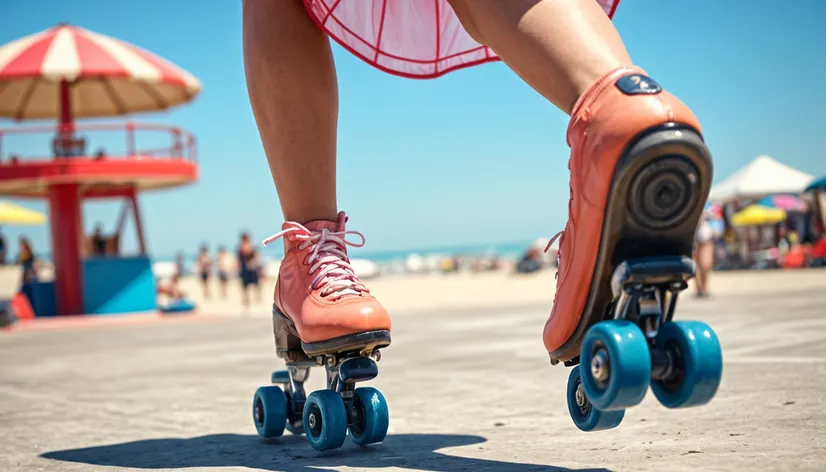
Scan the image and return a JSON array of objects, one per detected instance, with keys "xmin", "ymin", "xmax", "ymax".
[{"xmin": 708, "ymin": 155, "xmax": 814, "ymax": 204}]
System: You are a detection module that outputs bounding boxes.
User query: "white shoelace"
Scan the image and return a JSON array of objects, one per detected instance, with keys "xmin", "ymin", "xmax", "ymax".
[{"xmin": 263, "ymin": 222, "xmax": 368, "ymax": 300}]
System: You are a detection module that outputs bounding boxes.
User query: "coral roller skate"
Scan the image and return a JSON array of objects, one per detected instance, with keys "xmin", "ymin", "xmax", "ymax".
[
  {"xmin": 251, "ymin": 212, "xmax": 391, "ymax": 451},
  {"xmin": 543, "ymin": 67, "xmax": 723, "ymax": 432}
]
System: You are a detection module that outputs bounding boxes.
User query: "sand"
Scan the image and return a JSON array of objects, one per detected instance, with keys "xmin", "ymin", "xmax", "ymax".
[{"xmin": 176, "ymin": 266, "xmax": 826, "ymax": 318}]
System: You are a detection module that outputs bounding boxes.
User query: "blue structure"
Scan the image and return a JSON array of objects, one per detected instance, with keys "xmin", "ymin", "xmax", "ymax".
[
  {"xmin": 23, "ymin": 256, "xmax": 157, "ymax": 317},
  {"xmin": 82, "ymin": 256, "xmax": 157, "ymax": 315}
]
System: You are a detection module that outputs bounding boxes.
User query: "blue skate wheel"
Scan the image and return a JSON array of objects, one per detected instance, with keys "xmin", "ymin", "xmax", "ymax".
[
  {"xmin": 566, "ymin": 366, "xmax": 625, "ymax": 431},
  {"xmin": 252, "ymin": 386, "xmax": 287, "ymax": 438},
  {"xmin": 651, "ymin": 321, "xmax": 723, "ymax": 409},
  {"xmin": 303, "ymin": 390, "xmax": 348, "ymax": 451},
  {"xmin": 580, "ymin": 320, "xmax": 652, "ymax": 411},
  {"xmin": 349, "ymin": 387, "xmax": 389, "ymax": 446}
]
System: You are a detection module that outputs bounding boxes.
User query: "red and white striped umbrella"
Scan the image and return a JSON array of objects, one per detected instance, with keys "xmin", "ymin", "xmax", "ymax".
[{"xmin": 0, "ymin": 24, "xmax": 201, "ymax": 120}]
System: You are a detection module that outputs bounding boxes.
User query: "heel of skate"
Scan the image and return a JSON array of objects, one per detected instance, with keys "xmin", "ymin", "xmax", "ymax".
[
  {"xmin": 565, "ymin": 256, "xmax": 723, "ymax": 432},
  {"xmin": 272, "ymin": 308, "xmax": 313, "ymax": 363}
]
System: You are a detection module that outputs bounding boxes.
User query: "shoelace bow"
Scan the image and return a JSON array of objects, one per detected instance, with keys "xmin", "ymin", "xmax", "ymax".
[{"xmin": 263, "ymin": 223, "xmax": 369, "ymax": 301}]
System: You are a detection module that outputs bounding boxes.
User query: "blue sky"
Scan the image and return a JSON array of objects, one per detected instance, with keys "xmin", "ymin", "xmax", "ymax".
[{"xmin": 1, "ymin": 0, "xmax": 825, "ymax": 259}]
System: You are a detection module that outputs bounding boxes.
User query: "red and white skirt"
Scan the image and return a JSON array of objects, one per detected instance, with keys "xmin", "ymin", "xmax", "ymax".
[{"xmin": 303, "ymin": 0, "xmax": 621, "ymax": 79}]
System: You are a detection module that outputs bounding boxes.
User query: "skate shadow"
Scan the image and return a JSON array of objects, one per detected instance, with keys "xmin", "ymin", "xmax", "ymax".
[{"xmin": 42, "ymin": 433, "xmax": 613, "ymax": 472}]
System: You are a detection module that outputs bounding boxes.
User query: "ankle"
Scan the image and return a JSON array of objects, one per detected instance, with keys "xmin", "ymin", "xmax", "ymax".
[
  {"xmin": 569, "ymin": 65, "xmax": 640, "ymax": 115},
  {"xmin": 283, "ymin": 210, "xmax": 339, "ymax": 226}
]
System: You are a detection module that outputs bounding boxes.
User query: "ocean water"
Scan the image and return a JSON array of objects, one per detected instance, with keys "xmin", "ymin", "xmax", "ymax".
[{"xmin": 157, "ymin": 239, "xmax": 539, "ymax": 273}]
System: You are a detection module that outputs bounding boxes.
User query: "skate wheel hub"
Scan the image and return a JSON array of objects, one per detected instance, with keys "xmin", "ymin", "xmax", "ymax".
[
  {"xmin": 307, "ymin": 407, "xmax": 320, "ymax": 432},
  {"xmin": 254, "ymin": 398, "xmax": 264, "ymax": 426},
  {"xmin": 574, "ymin": 382, "xmax": 588, "ymax": 411},
  {"xmin": 590, "ymin": 349, "xmax": 610, "ymax": 384}
]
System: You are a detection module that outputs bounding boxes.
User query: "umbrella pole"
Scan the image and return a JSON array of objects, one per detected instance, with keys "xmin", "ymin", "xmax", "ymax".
[
  {"xmin": 48, "ymin": 80, "xmax": 84, "ymax": 315},
  {"xmin": 58, "ymin": 79, "xmax": 73, "ymax": 153},
  {"xmin": 48, "ymin": 183, "xmax": 84, "ymax": 315}
]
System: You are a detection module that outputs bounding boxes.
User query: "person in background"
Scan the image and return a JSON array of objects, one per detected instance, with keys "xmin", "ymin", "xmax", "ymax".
[
  {"xmin": 196, "ymin": 244, "xmax": 213, "ymax": 300},
  {"xmin": 175, "ymin": 253, "xmax": 186, "ymax": 279},
  {"xmin": 216, "ymin": 246, "xmax": 232, "ymax": 299},
  {"xmin": 694, "ymin": 213, "xmax": 714, "ymax": 297},
  {"xmin": 516, "ymin": 247, "xmax": 543, "ymax": 274},
  {"xmin": 17, "ymin": 236, "xmax": 37, "ymax": 284},
  {"xmin": 238, "ymin": 232, "xmax": 262, "ymax": 308},
  {"xmin": 780, "ymin": 232, "xmax": 806, "ymax": 269},
  {"xmin": 91, "ymin": 224, "xmax": 107, "ymax": 256},
  {"xmin": 0, "ymin": 228, "xmax": 6, "ymax": 264},
  {"xmin": 163, "ymin": 254, "xmax": 187, "ymax": 302}
]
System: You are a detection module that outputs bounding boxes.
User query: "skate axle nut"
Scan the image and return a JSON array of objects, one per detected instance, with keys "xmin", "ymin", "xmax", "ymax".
[{"xmin": 590, "ymin": 350, "xmax": 611, "ymax": 383}]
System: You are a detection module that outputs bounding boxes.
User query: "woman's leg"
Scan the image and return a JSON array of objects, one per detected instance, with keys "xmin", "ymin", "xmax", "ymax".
[
  {"xmin": 243, "ymin": 0, "xmax": 338, "ymax": 223},
  {"xmin": 243, "ymin": 1, "xmax": 390, "ymax": 352},
  {"xmin": 241, "ymin": 282, "xmax": 250, "ymax": 308},
  {"xmin": 447, "ymin": 0, "xmax": 631, "ymax": 113}
]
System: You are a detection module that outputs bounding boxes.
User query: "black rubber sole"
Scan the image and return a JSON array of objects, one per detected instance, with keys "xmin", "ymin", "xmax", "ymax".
[
  {"xmin": 550, "ymin": 124, "xmax": 712, "ymax": 362},
  {"xmin": 272, "ymin": 305, "xmax": 391, "ymax": 358}
]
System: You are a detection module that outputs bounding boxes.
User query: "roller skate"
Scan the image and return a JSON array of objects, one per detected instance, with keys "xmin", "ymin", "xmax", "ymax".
[
  {"xmin": 251, "ymin": 212, "xmax": 391, "ymax": 451},
  {"xmin": 544, "ymin": 67, "xmax": 723, "ymax": 432}
]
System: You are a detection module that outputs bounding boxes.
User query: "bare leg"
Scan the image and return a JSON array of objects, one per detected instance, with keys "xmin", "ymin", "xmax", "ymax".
[
  {"xmin": 694, "ymin": 253, "xmax": 706, "ymax": 295},
  {"xmin": 254, "ymin": 280, "xmax": 263, "ymax": 303},
  {"xmin": 448, "ymin": 0, "xmax": 632, "ymax": 113},
  {"xmin": 241, "ymin": 281, "xmax": 250, "ymax": 308},
  {"xmin": 243, "ymin": 0, "xmax": 339, "ymax": 223}
]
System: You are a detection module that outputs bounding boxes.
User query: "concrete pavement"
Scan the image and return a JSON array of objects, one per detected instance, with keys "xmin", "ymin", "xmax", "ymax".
[{"xmin": 1, "ymin": 270, "xmax": 825, "ymax": 471}]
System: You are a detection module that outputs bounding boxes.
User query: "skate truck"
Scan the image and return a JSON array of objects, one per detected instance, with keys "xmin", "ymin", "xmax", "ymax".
[{"xmin": 252, "ymin": 307, "xmax": 390, "ymax": 451}]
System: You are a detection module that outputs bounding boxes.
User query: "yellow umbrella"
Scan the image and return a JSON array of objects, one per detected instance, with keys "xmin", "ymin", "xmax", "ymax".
[
  {"xmin": 731, "ymin": 204, "xmax": 786, "ymax": 227},
  {"xmin": 0, "ymin": 201, "xmax": 46, "ymax": 225}
]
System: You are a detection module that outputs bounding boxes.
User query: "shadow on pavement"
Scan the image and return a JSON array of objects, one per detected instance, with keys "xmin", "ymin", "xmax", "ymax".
[{"xmin": 42, "ymin": 433, "xmax": 614, "ymax": 472}]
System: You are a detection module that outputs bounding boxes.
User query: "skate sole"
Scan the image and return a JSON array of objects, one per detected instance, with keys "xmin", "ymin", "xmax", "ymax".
[
  {"xmin": 272, "ymin": 305, "xmax": 391, "ymax": 358},
  {"xmin": 550, "ymin": 124, "xmax": 712, "ymax": 363}
]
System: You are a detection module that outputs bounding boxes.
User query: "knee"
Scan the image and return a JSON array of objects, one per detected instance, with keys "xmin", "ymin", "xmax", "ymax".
[{"xmin": 447, "ymin": 0, "xmax": 487, "ymax": 45}]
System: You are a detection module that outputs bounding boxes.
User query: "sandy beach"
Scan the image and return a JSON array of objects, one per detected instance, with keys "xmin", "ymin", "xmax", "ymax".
[{"xmin": 176, "ymin": 266, "xmax": 826, "ymax": 318}]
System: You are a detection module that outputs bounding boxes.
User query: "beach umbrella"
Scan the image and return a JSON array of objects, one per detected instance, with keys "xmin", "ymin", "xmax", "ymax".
[
  {"xmin": 0, "ymin": 201, "xmax": 45, "ymax": 224},
  {"xmin": 0, "ymin": 23, "xmax": 201, "ymax": 123},
  {"xmin": 805, "ymin": 176, "xmax": 826, "ymax": 193},
  {"xmin": 757, "ymin": 195, "xmax": 807, "ymax": 212},
  {"xmin": 708, "ymin": 155, "xmax": 814, "ymax": 203},
  {"xmin": 731, "ymin": 205, "xmax": 786, "ymax": 227}
]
